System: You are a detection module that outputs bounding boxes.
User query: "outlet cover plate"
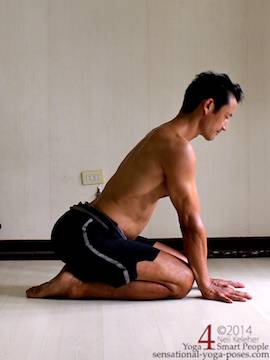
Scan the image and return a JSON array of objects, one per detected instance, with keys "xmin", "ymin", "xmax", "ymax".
[{"xmin": 81, "ymin": 170, "xmax": 104, "ymax": 185}]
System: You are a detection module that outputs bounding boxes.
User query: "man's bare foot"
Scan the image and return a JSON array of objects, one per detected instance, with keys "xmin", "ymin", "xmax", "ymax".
[{"xmin": 26, "ymin": 265, "xmax": 82, "ymax": 299}]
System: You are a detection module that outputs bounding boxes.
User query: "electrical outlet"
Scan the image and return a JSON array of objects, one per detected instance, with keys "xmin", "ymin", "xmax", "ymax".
[{"xmin": 81, "ymin": 170, "xmax": 104, "ymax": 185}]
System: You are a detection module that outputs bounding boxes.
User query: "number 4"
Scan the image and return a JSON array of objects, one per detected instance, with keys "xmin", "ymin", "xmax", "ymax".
[{"xmin": 198, "ymin": 325, "xmax": 215, "ymax": 350}]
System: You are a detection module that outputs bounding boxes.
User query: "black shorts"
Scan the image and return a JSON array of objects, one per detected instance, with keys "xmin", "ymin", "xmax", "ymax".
[{"xmin": 51, "ymin": 202, "xmax": 160, "ymax": 288}]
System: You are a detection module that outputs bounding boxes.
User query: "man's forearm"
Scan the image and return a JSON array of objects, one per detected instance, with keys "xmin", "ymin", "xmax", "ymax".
[{"xmin": 182, "ymin": 227, "xmax": 211, "ymax": 292}]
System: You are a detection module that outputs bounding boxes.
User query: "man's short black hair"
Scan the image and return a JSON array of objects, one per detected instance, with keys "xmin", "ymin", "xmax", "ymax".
[{"xmin": 179, "ymin": 71, "xmax": 244, "ymax": 114}]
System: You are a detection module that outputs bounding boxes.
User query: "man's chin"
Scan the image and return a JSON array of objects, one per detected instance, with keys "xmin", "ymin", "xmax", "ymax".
[{"xmin": 202, "ymin": 134, "xmax": 216, "ymax": 141}]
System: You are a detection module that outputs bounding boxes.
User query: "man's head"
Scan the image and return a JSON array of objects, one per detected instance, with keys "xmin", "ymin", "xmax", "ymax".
[{"xmin": 179, "ymin": 71, "xmax": 244, "ymax": 140}]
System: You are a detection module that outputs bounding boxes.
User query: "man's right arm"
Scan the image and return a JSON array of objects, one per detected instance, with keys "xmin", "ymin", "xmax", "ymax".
[
  {"xmin": 161, "ymin": 141, "xmax": 252, "ymax": 303},
  {"xmin": 161, "ymin": 141, "xmax": 211, "ymax": 292}
]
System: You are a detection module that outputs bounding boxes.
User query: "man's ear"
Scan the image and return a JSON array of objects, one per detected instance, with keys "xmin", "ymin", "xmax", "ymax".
[{"xmin": 203, "ymin": 98, "xmax": 215, "ymax": 114}]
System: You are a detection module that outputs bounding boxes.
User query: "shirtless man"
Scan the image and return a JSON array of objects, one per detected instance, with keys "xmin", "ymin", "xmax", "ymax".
[{"xmin": 26, "ymin": 71, "xmax": 252, "ymax": 303}]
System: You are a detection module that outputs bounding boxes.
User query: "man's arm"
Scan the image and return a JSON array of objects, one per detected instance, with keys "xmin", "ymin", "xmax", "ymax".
[{"xmin": 161, "ymin": 141, "xmax": 252, "ymax": 303}]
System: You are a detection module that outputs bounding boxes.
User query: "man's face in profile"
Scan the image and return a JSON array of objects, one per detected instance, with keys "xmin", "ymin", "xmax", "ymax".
[{"xmin": 202, "ymin": 95, "xmax": 238, "ymax": 141}]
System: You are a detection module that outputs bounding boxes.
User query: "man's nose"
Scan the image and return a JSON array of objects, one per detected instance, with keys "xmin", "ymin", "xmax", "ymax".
[
  {"xmin": 222, "ymin": 119, "xmax": 229, "ymax": 131},
  {"xmin": 222, "ymin": 122, "xmax": 229, "ymax": 131}
]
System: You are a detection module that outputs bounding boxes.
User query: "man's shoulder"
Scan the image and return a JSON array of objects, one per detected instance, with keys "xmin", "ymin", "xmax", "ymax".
[{"xmin": 154, "ymin": 127, "xmax": 196, "ymax": 163}]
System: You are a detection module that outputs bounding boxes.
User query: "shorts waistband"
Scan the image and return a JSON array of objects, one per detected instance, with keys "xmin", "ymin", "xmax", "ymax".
[
  {"xmin": 85, "ymin": 202, "xmax": 118, "ymax": 226},
  {"xmin": 70, "ymin": 202, "xmax": 127, "ymax": 239}
]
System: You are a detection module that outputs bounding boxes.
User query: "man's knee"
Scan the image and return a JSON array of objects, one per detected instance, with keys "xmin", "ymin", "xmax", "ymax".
[
  {"xmin": 136, "ymin": 251, "xmax": 194, "ymax": 299},
  {"xmin": 169, "ymin": 266, "xmax": 194, "ymax": 299}
]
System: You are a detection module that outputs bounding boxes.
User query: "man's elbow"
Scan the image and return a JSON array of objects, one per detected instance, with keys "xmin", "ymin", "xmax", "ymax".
[{"xmin": 179, "ymin": 213, "xmax": 206, "ymax": 238}]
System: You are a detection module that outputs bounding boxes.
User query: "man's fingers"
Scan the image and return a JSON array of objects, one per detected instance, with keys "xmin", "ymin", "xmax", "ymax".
[
  {"xmin": 239, "ymin": 291, "xmax": 252, "ymax": 299},
  {"xmin": 228, "ymin": 280, "xmax": 245, "ymax": 288},
  {"xmin": 232, "ymin": 290, "xmax": 252, "ymax": 299},
  {"xmin": 229, "ymin": 294, "xmax": 247, "ymax": 302},
  {"xmin": 214, "ymin": 288, "xmax": 252, "ymax": 303},
  {"xmin": 213, "ymin": 290, "xmax": 234, "ymax": 303},
  {"xmin": 226, "ymin": 289, "xmax": 252, "ymax": 301},
  {"xmin": 202, "ymin": 282, "xmax": 252, "ymax": 304},
  {"xmin": 212, "ymin": 279, "xmax": 245, "ymax": 288},
  {"xmin": 222, "ymin": 280, "xmax": 245, "ymax": 288},
  {"xmin": 219, "ymin": 295, "xmax": 233, "ymax": 303},
  {"xmin": 202, "ymin": 290, "xmax": 232, "ymax": 303}
]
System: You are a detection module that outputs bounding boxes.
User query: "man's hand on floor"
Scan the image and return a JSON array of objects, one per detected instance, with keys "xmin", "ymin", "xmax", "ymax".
[{"xmin": 200, "ymin": 278, "xmax": 252, "ymax": 303}]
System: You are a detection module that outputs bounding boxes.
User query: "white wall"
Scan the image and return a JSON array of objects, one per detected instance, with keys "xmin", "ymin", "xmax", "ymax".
[{"xmin": 0, "ymin": 0, "xmax": 269, "ymax": 239}]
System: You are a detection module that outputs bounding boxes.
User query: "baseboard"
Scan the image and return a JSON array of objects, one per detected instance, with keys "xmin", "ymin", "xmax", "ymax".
[
  {"xmin": 153, "ymin": 237, "xmax": 270, "ymax": 258},
  {"xmin": 0, "ymin": 240, "xmax": 56, "ymax": 260},
  {"xmin": 0, "ymin": 237, "xmax": 269, "ymax": 260}
]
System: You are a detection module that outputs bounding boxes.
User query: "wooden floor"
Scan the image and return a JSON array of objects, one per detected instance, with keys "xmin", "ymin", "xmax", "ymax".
[{"xmin": 0, "ymin": 258, "xmax": 269, "ymax": 360}]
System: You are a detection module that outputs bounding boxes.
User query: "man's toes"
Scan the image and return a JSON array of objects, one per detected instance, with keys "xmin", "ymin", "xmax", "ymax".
[
  {"xmin": 26, "ymin": 283, "xmax": 48, "ymax": 298},
  {"xmin": 26, "ymin": 286, "xmax": 38, "ymax": 298},
  {"xmin": 25, "ymin": 270, "xmax": 83, "ymax": 299}
]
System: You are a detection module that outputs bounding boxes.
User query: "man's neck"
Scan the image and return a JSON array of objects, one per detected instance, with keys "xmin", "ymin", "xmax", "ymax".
[{"xmin": 168, "ymin": 112, "xmax": 202, "ymax": 141}]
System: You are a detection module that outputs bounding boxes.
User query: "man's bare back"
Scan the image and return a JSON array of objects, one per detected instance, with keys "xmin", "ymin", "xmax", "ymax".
[
  {"xmin": 91, "ymin": 122, "xmax": 185, "ymax": 240},
  {"xmin": 26, "ymin": 72, "xmax": 252, "ymax": 303}
]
